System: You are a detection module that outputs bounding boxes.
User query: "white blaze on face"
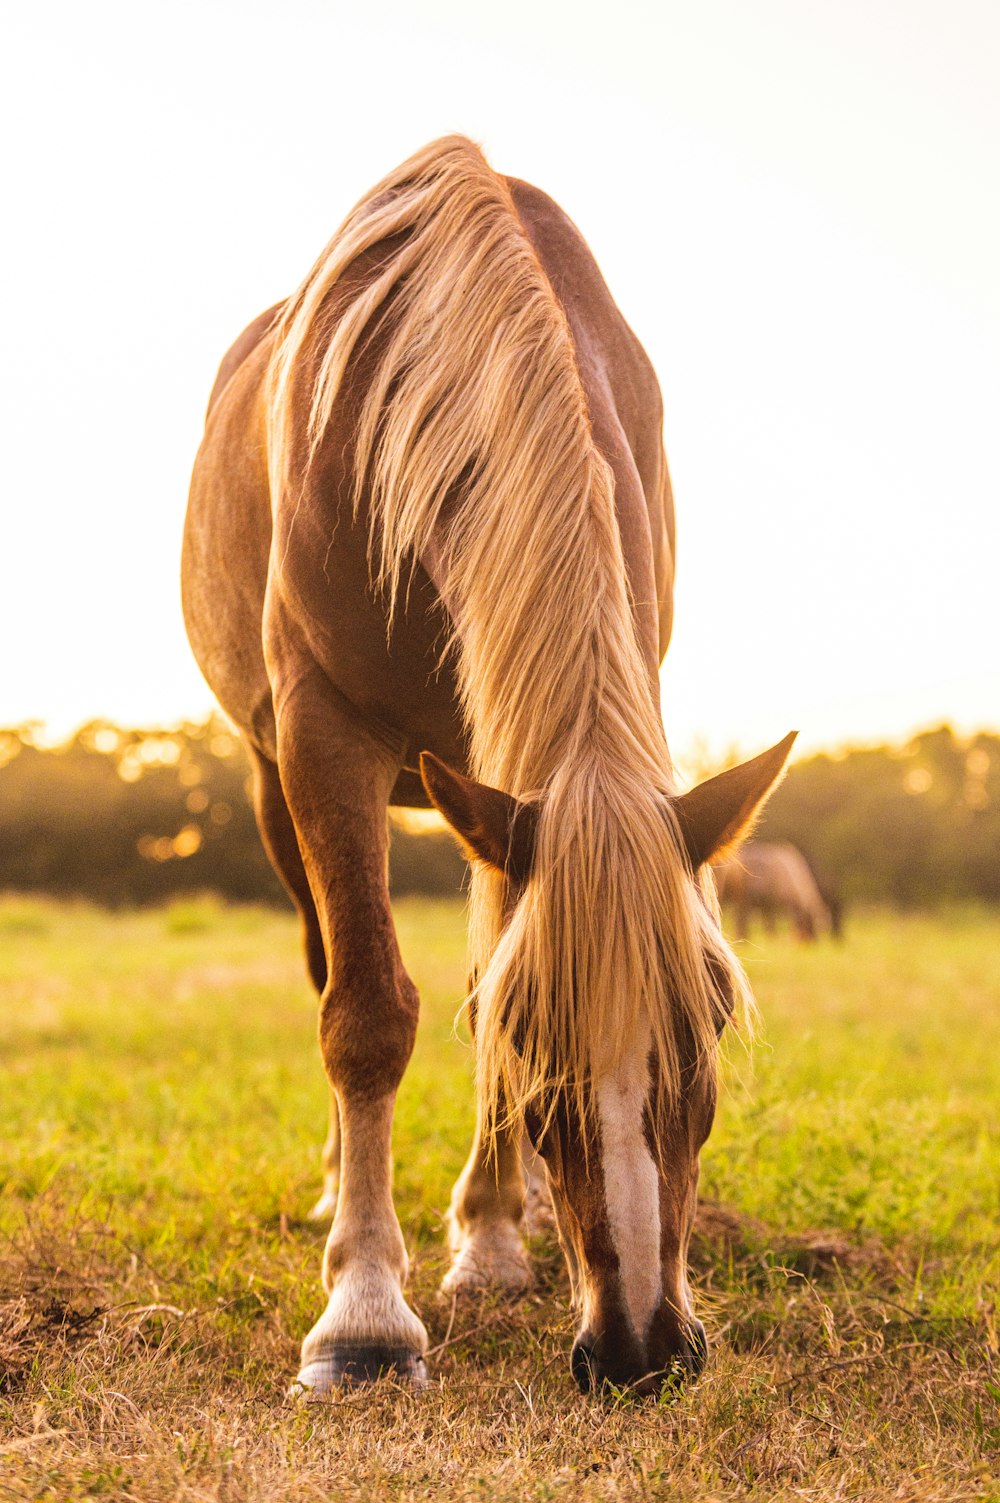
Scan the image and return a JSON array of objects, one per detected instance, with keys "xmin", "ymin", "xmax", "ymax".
[{"xmin": 595, "ymin": 1027, "xmax": 662, "ymax": 1341}]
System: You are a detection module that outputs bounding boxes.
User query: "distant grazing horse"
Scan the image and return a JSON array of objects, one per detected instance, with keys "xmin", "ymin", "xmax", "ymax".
[
  {"xmin": 183, "ymin": 137, "xmax": 793, "ymax": 1397},
  {"xmin": 714, "ymin": 841, "xmax": 832, "ymax": 941},
  {"xmin": 801, "ymin": 850, "xmax": 846, "ymax": 939}
]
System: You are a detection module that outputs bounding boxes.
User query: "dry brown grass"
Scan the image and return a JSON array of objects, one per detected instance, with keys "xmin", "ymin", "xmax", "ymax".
[{"xmin": 1, "ymin": 1203, "xmax": 995, "ymax": 1502}]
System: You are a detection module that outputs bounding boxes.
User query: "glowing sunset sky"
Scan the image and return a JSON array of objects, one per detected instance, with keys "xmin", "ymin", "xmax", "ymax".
[{"xmin": 4, "ymin": 0, "xmax": 997, "ymax": 762}]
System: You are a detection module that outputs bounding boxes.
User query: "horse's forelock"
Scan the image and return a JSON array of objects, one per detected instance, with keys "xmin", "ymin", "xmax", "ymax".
[{"xmin": 471, "ymin": 764, "xmax": 751, "ymax": 1146}]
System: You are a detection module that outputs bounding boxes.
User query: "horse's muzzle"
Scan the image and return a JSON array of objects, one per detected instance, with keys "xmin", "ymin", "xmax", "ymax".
[{"xmin": 570, "ymin": 1318, "xmax": 708, "ymax": 1396}]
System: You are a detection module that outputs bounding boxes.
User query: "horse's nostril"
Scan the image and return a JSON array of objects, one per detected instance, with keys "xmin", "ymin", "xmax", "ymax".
[
  {"xmin": 571, "ymin": 1325, "xmax": 706, "ymax": 1397},
  {"xmin": 650, "ymin": 1322, "xmax": 709, "ymax": 1398},
  {"xmin": 570, "ymin": 1337, "xmax": 595, "ymax": 1392}
]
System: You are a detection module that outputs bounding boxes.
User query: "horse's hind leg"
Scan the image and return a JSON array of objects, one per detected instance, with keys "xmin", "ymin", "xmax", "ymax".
[
  {"xmin": 249, "ymin": 749, "xmax": 341, "ymax": 1219},
  {"xmin": 250, "ymin": 745, "xmax": 328, "ymax": 993},
  {"xmin": 271, "ymin": 672, "xmax": 427, "ymax": 1391},
  {"xmin": 310, "ymin": 1085, "xmax": 342, "ymax": 1221}
]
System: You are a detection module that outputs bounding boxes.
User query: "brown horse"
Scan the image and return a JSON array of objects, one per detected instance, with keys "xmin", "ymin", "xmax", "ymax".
[
  {"xmin": 182, "ymin": 137, "xmax": 793, "ymax": 1397},
  {"xmin": 714, "ymin": 841, "xmax": 833, "ymax": 941}
]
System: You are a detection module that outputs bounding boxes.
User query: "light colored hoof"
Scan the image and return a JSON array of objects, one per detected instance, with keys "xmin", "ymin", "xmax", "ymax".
[
  {"xmin": 442, "ymin": 1223, "xmax": 533, "ymax": 1296},
  {"xmin": 291, "ymin": 1346, "xmax": 429, "ymax": 1397},
  {"xmin": 306, "ymin": 1189, "xmax": 338, "ymax": 1222}
]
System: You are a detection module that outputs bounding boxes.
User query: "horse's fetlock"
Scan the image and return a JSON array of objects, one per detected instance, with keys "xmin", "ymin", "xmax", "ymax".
[
  {"xmin": 442, "ymin": 1217, "xmax": 533, "ymax": 1295},
  {"xmin": 322, "ymin": 1237, "xmax": 349, "ymax": 1284}
]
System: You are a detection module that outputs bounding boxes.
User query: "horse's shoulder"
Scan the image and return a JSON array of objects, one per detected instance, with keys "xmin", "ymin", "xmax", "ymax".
[
  {"xmin": 206, "ymin": 300, "xmax": 287, "ymax": 419},
  {"xmin": 776, "ymin": 842, "xmax": 808, "ymax": 871}
]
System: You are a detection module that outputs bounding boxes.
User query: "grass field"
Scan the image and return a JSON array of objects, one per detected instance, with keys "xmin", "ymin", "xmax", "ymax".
[{"xmin": 1, "ymin": 896, "xmax": 998, "ymax": 1501}]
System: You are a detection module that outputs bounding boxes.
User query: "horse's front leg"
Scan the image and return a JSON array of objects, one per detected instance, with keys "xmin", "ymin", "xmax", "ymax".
[
  {"xmin": 443, "ymin": 1112, "xmax": 533, "ymax": 1295},
  {"xmin": 521, "ymin": 1136, "xmax": 556, "ymax": 1234},
  {"xmin": 274, "ymin": 671, "xmax": 427, "ymax": 1391}
]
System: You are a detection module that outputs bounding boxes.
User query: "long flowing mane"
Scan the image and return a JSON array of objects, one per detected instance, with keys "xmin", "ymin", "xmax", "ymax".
[{"xmin": 267, "ymin": 136, "xmax": 750, "ymax": 1136}]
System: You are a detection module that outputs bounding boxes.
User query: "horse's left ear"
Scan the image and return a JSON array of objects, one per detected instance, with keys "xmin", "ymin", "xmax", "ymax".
[
  {"xmin": 671, "ymin": 732, "xmax": 797, "ymax": 868},
  {"xmin": 419, "ymin": 752, "xmax": 538, "ymax": 883}
]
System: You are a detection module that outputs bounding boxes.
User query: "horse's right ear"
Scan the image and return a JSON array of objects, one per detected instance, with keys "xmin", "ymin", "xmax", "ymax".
[
  {"xmin": 671, "ymin": 732, "xmax": 797, "ymax": 868},
  {"xmin": 419, "ymin": 752, "xmax": 538, "ymax": 884}
]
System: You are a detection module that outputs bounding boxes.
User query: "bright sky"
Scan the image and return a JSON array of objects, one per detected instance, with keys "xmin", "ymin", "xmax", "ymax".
[{"xmin": 3, "ymin": 0, "xmax": 997, "ymax": 763}]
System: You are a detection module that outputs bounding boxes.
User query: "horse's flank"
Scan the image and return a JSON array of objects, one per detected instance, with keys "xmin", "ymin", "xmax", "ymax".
[{"xmin": 265, "ymin": 136, "xmax": 750, "ymax": 1136}]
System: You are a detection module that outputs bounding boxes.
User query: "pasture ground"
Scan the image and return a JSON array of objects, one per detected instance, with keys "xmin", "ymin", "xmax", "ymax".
[{"xmin": 0, "ymin": 897, "xmax": 998, "ymax": 1501}]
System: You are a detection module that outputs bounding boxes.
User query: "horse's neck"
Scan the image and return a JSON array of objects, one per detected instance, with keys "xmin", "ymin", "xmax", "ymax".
[{"xmin": 417, "ymin": 492, "xmax": 668, "ymax": 803}]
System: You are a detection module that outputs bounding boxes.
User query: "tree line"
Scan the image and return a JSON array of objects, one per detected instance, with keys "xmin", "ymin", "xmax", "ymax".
[
  {"xmin": 759, "ymin": 724, "xmax": 998, "ymax": 906},
  {"xmin": 0, "ymin": 720, "xmax": 995, "ymax": 909}
]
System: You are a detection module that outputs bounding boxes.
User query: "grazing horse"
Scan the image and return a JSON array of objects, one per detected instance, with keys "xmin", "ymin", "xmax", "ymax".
[
  {"xmin": 714, "ymin": 841, "xmax": 833, "ymax": 941},
  {"xmin": 801, "ymin": 849, "xmax": 846, "ymax": 940},
  {"xmin": 182, "ymin": 137, "xmax": 793, "ymax": 1396}
]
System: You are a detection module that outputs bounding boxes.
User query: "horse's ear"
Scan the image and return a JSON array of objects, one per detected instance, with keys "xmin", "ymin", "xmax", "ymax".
[
  {"xmin": 419, "ymin": 752, "xmax": 538, "ymax": 884},
  {"xmin": 672, "ymin": 732, "xmax": 797, "ymax": 868}
]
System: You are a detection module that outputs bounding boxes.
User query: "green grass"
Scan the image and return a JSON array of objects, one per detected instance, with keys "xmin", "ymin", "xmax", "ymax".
[{"xmin": 1, "ymin": 898, "xmax": 998, "ymax": 1500}]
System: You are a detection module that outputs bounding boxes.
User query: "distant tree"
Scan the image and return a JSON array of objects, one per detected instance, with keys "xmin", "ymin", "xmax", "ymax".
[
  {"xmin": 0, "ymin": 719, "xmax": 466, "ymax": 907},
  {"xmin": 0, "ymin": 720, "xmax": 994, "ymax": 908},
  {"xmin": 758, "ymin": 726, "xmax": 999, "ymax": 906},
  {"xmin": 0, "ymin": 720, "xmax": 285, "ymax": 906}
]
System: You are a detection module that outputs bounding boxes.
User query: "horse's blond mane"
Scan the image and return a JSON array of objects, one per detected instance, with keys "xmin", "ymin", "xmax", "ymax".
[{"xmin": 267, "ymin": 136, "xmax": 750, "ymax": 1137}]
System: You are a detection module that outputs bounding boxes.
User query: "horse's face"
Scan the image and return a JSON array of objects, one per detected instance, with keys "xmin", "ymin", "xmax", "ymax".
[
  {"xmin": 529, "ymin": 1025, "xmax": 716, "ymax": 1394},
  {"xmin": 421, "ymin": 734, "xmax": 795, "ymax": 1396}
]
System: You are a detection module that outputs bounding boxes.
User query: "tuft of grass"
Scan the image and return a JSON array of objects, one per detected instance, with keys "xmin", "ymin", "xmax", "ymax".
[{"xmin": 0, "ymin": 898, "xmax": 997, "ymax": 1500}]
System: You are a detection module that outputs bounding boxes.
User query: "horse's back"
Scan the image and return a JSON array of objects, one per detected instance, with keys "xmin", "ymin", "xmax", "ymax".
[
  {"xmin": 184, "ymin": 163, "xmax": 675, "ymax": 767},
  {"xmin": 507, "ymin": 179, "xmax": 675, "ymax": 660},
  {"xmin": 206, "ymin": 302, "xmax": 286, "ymax": 418}
]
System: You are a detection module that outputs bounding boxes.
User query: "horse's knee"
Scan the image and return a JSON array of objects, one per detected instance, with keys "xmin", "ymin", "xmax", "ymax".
[{"xmin": 318, "ymin": 972, "xmax": 419, "ymax": 1097}]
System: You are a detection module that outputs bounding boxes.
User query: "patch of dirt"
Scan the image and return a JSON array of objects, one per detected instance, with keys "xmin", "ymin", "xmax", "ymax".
[{"xmin": 692, "ymin": 1198, "xmax": 899, "ymax": 1279}]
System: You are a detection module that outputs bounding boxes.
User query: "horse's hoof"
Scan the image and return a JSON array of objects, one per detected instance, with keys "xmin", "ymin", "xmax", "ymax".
[
  {"xmin": 441, "ymin": 1235, "xmax": 532, "ymax": 1297},
  {"xmin": 291, "ymin": 1346, "xmax": 429, "ymax": 1396}
]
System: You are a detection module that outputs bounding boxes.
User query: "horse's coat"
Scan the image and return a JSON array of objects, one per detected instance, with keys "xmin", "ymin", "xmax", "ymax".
[{"xmin": 183, "ymin": 136, "xmax": 792, "ymax": 1395}]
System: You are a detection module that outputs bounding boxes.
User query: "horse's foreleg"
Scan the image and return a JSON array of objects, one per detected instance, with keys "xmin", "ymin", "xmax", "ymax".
[
  {"xmin": 443, "ymin": 1112, "xmax": 533, "ymax": 1295},
  {"xmin": 521, "ymin": 1135, "xmax": 556, "ymax": 1234},
  {"xmin": 273, "ymin": 674, "xmax": 427, "ymax": 1391}
]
